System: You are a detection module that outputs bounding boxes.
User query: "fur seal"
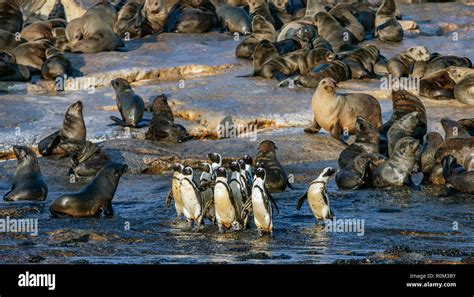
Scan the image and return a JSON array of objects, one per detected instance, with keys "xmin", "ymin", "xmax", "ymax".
[
  {"xmin": 387, "ymin": 111, "xmax": 425, "ymax": 157},
  {"xmin": 114, "ymin": 0, "xmax": 144, "ymax": 39},
  {"xmin": 235, "ymin": 15, "xmax": 275, "ymax": 59},
  {"xmin": 110, "ymin": 78, "xmax": 148, "ymax": 128},
  {"xmin": 12, "ymin": 39, "xmax": 52, "ymax": 72},
  {"xmin": 442, "ymin": 155, "xmax": 474, "ymax": 194},
  {"xmin": 20, "ymin": 19, "xmax": 66, "ymax": 42},
  {"xmin": 313, "ymin": 11, "xmax": 352, "ymax": 53},
  {"xmin": 373, "ymin": 137, "xmax": 420, "ymax": 188},
  {"xmin": 352, "ymin": 2, "xmax": 376, "ymax": 34},
  {"xmin": 329, "ymin": 3, "xmax": 365, "ymax": 43},
  {"xmin": 297, "ymin": 167, "xmax": 335, "ymax": 222},
  {"xmin": 165, "ymin": 0, "xmax": 217, "ymax": 33},
  {"xmin": 145, "ymin": 94, "xmax": 191, "ymax": 142},
  {"xmin": 0, "ymin": 50, "xmax": 30, "ymax": 81},
  {"xmin": 86, "ymin": 0, "xmax": 118, "ymax": 29},
  {"xmin": 216, "ymin": 4, "xmax": 251, "ymax": 34},
  {"xmin": 50, "ymin": 163, "xmax": 128, "ymax": 218},
  {"xmin": 141, "ymin": 0, "xmax": 179, "ymax": 35},
  {"xmin": 268, "ymin": 0, "xmax": 293, "ymax": 30},
  {"xmin": 414, "ymin": 54, "xmax": 472, "ymax": 78},
  {"xmin": 41, "ymin": 46, "xmax": 72, "ymax": 80},
  {"xmin": 248, "ymin": 0, "xmax": 275, "ymax": 28},
  {"xmin": 67, "ymin": 141, "xmax": 109, "ymax": 178},
  {"xmin": 458, "ymin": 118, "xmax": 474, "ymax": 136},
  {"xmin": 48, "ymin": 0, "xmax": 66, "ymax": 21},
  {"xmin": 441, "ymin": 118, "xmax": 471, "ymax": 139},
  {"xmin": 420, "ymin": 132, "xmax": 443, "ymax": 183},
  {"xmin": 0, "ymin": 0, "xmax": 22, "ymax": 34},
  {"xmin": 254, "ymin": 140, "xmax": 293, "ymax": 192},
  {"xmin": 3, "ymin": 146, "xmax": 48, "ymax": 202},
  {"xmin": 387, "ymin": 46, "xmax": 431, "ymax": 78},
  {"xmin": 0, "ymin": 29, "xmax": 25, "ymax": 53},
  {"xmin": 306, "ymin": 78, "xmax": 382, "ymax": 141},
  {"xmin": 273, "ymin": 38, "xmax": 301, "ymax": 55},
  {"xmin": 446, "ymin": 66, "xmax": 474, "ymax": 105},
  {"xmin": 374, "ymin": 0, "xmax": 403, "ymax": 42},
  {"xmin": 38, "ymin": 101, "xmax": 86, "ymax": 157},
  {"xmin": 277, "ymin": 21, "xmax": 317, "ymax": 48},
  {"xmin": 338, "ymin": 45, "xmax": 380, "ymax": 79},
  {"xmin": 419, "ymin": 69, "xmax": 456, "ymax": 99}
]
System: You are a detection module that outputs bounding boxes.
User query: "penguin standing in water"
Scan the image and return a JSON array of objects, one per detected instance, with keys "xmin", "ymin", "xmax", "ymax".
[
  {"xmin": 242, "ymin": 167, "xmax": 279, "ymax": 236},
  {"xmin": 109, "ymin": 78, "xmax": 150, "ymax": 128},
  {"xmin": 208, "ymin": 152, "xmax": 222, "ymax": 181},
  {"xmin": 296, "ymin": 167, "xmax": 336, "ymax": 223},
  {"xmin": 243, "ymin": 154, "xmax": 254, "ymax": 188},
  {"xmin": 213, "ymin": 167, "xmax": 242, "ymax": 233},
  {"xmin": 179, "ymin": 166, "xmax": 204, "ymax": 231},
  {"xmin": 199, "ymin": 163, "xmax": 216, "ymax": 223},
  {"xmin": 166, "ymin": 163, "xmax": 185, "ymax": 220},
  {"xmin": 229, "ymin": 161, "xmax": 247, "ymax": 212},
  {"xmin": 238, "ymin": 159, "xmax": 251, "ymax": 197}
]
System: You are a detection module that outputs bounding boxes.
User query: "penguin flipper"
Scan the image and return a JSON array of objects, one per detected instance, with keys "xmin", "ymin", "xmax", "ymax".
[
  {"xmin": 241, "ymin": 198, "xmax": 253, "ymax": 221},
  {"xmin": 296, "ymin": 192, "xmax": 308, "ymax": 210},
  {"xmin": 265, "ymin": 185, "xmax": 279, "ymax": 214},
  {"xmin": 165, "ymin": 190, "xmax": 173, "ymax": 207}
]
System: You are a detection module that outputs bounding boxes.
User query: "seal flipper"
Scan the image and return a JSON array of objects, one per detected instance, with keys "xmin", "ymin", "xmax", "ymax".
[
  {"xmin": 103, "ymin": 200, "xmax": 114, "ymax": 218},
  {"xmin": 304, "ymin": 120, "xmax": 321, "ymax": 134},
  {"xmin": 296, "ymin": 192, "xmax": 307, "ymax": 210},
  {"xmin": 38, "ymin": 130, "xmax": 61, "ymax": 156}
]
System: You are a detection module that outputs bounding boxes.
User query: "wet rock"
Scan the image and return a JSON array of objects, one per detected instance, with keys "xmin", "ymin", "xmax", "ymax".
[
  {"xmin": 418, "ymin": 24, "xmax": 443, "ymax": 36},
  {"xmin": 71, "ymin": 259, "xmax": 91, "ymax": 264},
  {"xmin": 28, "ymin": 255, "xmax": 46, "ymax": 263},
  {"xmin": 384, "ymin": 245, "xmax": 411, "ymax": 255},
  {"xmin": 0, "ymin": 206, "xmax": 41, "ymax": 218},
  {"xmin": 399, "ymin": 20, "xmax": 418, "ymax": 30}
]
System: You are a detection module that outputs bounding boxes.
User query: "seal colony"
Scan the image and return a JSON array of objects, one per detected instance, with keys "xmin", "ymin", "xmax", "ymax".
[{"xmin": 0, "ymin": 1, "xmax": 473, "ymax": 240}]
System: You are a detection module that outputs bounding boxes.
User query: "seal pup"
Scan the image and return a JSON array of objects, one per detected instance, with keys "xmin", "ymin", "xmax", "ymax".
[
  {"xmin": 374, "ymin": 0, "xmax": 403, "ymax": 42},
  {"xmin": 50, "ymin": 163, "xmax": 128, "ymax": 218},
  {"xmin": 213, "ymin": 167, "xmax": 242, "ymax": 233},
  {"xmin": 41, "ymin": 46, "xmax": 72, "ymax": 80},
  {"xmin": 145, "ymin": 94, "xmax": 191, "ymax": 142},
  {"xmin": 313, "ymin": 11, "xmax": 352, "ymax": 53},
  {"xmin": 199, "ymin": 162, "xmax": 215, "ymax": 223},
  {"xmin": 442, "ymin": 155, "xmax": 474, "ymax": 194},
  {"xmin": 279, "ymin": 60, "xmax": 351, "ymax": 88},
  {"xmin": 165, "ymin": 0, "xmax": 218, "ymax": 33},
  {"xmin": 110, "ymin": 78, "xmax": 149, "ymax": 128},
  {"xmin": 235, "ymin": 15, "xmax": 276, "ymax": 60},
  {"xmin": 166, "ymin": 163, "xmax": 185, "ymax": 219},
  {"xmin": 38, "ymin": 101, "xmax": 86, "ymax": 157},
  {"xmin": 241, "ymin": 167, "xmax": 279, "ymax": 235},
  {"xmin": 329, "ymin": 3, "xmax": 365, "ymax": 43},
  {"xmin": 255, "ymin": 140, "xmax": 293, "ymax": 192},
  {"xmin": 339, "ymin": 45, "xmax": 380, "ymax": 79},
  {"xmin": 387, "ymin": 46, "xmax": 431, "ymax": 78},
  {"xmin": 68, "ymin": 141, "xmax": 109, "ymax": 178},
  {"xmin": 3, "ymin": 146, "xmax": 48, "ymax": 202},
  {"xmin": 373, "ymin": 137, "xmax": 420, "ymax": 188},
  {"xmin": 387, "ymin": 111, "xmax": 425, "ymax": 157},
  {"xmin": 296, "ymin": 167, "xmax": 335, "ymax": 223},
  {"xmin": 141, "ymin": 0, "xmax": 179, "ymax": 35},
  {"xmin": 0, "ymin": 29, "xmax": 26, "ymax": 53},
  {"xmin": 248, "ymin": 0, "xmax": 275, "ymax": 27},
  {"xmin": 306, "ymin": 78, "xmax": 382, "ymax": 141},
  {"xmin": 114, "ymin": 0, "xmax": 144, "ymax": 39},
  {"xmin": 441, "ymin": 118, "xmax": 471, "ymax": 139},
  {"xmin": 179, "ymin": 166, "xmax": 205, "ymax": 230}
]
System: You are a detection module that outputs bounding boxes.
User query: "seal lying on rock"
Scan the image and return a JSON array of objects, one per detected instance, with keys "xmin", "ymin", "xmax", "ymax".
[
  {"xmin": 3, "ymin": 146, "xmax": 48, "ymax": 202},
  {"xmin": 145, "ymin": 94, "xmax": 192, "ymax": 142},
  {"xmin": 442, "ymin": 155, "xmax": 474, "ymax": 194},
  {"xmin": 12, "ymin": 39, "xmax": 52, "ymax": 72},
  {"xmin": 50, "ymin": 163, "xmax": 128, "ymax": 218},
  {"xmin": 215, "ymin": 3, "xmax": 251, "ymax": 34},
  {"xmin": 41, "ymin": 46, "xmax": 72, "ymax": 80},
  {"xmin": 0, "ymin": 50, "xmax": 30, "ymax": 81},
  {"xmin": 254, "ymin": 140, "xmax": 293, "ymax": 192},
  {"xmin": 279, "ymin": 60, "xmax": 351, "ymax": 88},
  {"xmin": 114, "ymin": 0, "xmax": 144, "ymax": 39},
  {"xmin": 305, "ymin": 78, "xmax": 382, "ymax": 142},
  {"xmin": 419, "ymin": 69, "xmax": 456, "ymax": 99},
  {"xmin": 387, "ymin": 46, "xmax": 431, "ymax": 78},
  {"xmin": 110, "ymin": 78, "xmax": 149, "ymax": 128},
  {"xmin": 235, "ymin": 15, "xmax": 275, "ymax": 59},
  {"xmin": 68, "ymin": 141, "xmax": 109, "ymax": 179},
  {"xmin": 374, "ymin": 0, "xmax": 403, "ymax": 42},
  {"xmin": 441, "ymin": 118, "xmax": 472, "ymax": 139},
  {"xmin": 446, "ymin": 66, "xmax": 474, "ymax": 105},
  {"xmin": 387, "ymin": 111, "xmax": 425, "ymax": 157}
]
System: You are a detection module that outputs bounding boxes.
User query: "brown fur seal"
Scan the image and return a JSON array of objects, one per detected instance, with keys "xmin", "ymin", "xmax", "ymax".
[
  {"xmin": 313, "ymin": 11, "xmax": 352, "ymax": 53},
  {"xmin": 86, "ymin": 0, "xmax": 118, "ymax": 29},
  {"xmin": 141, "ymin": 0, "xmax": 180, "ymax": 34},
  {"xmin": 279, "ymin": 59, "xmax": 351, "ymax": 88},
  {"xmin": 216, "ymin": 3, "xmax": 251, "ymax": 34},
  {"xmin": 458, "ymin": 118, "xmax": 474, "ymax": 136},
  {"xmin": 0, "ymin": 50, "xmax": 30, "ymax": 81},
  {"xmin": 48, "ymin": 0, "xmax": 66, "ymax": 21},
  {"xmin": 12, "ymin": 39, "xmax": 52, "ymax": 72},
  {"xmin": 414, "ymin": 54, "xmax": 472, "ymax": 78},
  {"xmin": 338, "ymin": 44, "xmax": 380, "ymax": 79},
  {"xmin": 442, "ymin": 155, "xmax": 474, "ymax": 194},
  {"xmin": 273, "ymin": 38, "xmax": 300, "ymax": 55},
  {"xmin": 3, "ymin": 146, "xmax": 48, "ymax": 202},
  {"xmin": 50, "ymin": 163, "xmax": 128, "ymax": 218},
  {"xmin": 20, "ymin": 19, "xmax": 66, "ymax": 42},
  {"xmin": 441, "ymin": 118, "xmax": 471, "ymax": 139},
  {"xmin": 0, "ymin": 0, "xmax": 22, "ymax": 34},
  {"xmin": 268, "ymin": 0, "xmax": 293, "ymax": 30},
  {"xmin": 306, "ymin": 78, "xmax": 382, "ymax": 141},
  {"xmin": 38, "ymin": 101, "xmax": 86, "ymax": 157},
  {"xmin": 419, "ymin": 69, "xmax": 456, "ymax": 99},
  {"xmin": 248, "ymin": 0, "xmax": 275, "ymax": 28},
  {"xmin": 374, "ymin": 0, "xmax": 402, "ymax": 42},
  {"xmin": 145, "ymin": 94, "xmax": 192, "ymax": 142},
  {"xmin": 254, "ymin": 140, "xmax": 293, "ymax": 192},
  {"xmin": 352, "ymin": 2, "xmax": 376, "ymax": 34},
  {"xmin": 41, "ymin": 46, "xmax": 72, "ymax": 80},
  {"xmin": 235, "ymin": 15, "xmax": 275, "ymax": 59},
  {"xmin": 373, "ymin": 137, "xmax": 420, "ymax": 188},
  {"xmin": 110, "ymin": 78, "xmax": 148, "ymax": 128},
  {"xmin": 277, "ymin": 21, "xmax": 317, "ymax": 47},
  {"xmin": 165, "ymin": 0, "xmax": 218, "ymax": 33},
  {"xmin": 387, "ymin": 46, "xmax": 431, "ymax": 78},
  {"xmin": 68, "ymin": 141, "xmax": 109, "ymax": 179},
  {"xmin": 430, "ymin": 138, "xmax": 474, "ymax": 185},
  {"xmin": 387, "ymin": 111, "xmax": 425, "ymax": 157},
  {"xmin": 420, "ymin": 132, "xmax": 443, "ymax": 183},
  {"xmin": 329, "ymin": 3, "xmax": 365, "ymax": 43},
  {"xmin": 114, "ymin": 0, "xmax": 144, "ymax": 39},
  {"xmin": 446, "ymin": 66, "xmax": 474, "ymax": 105},
  {"xmin": 0, "ymin": 29, "xmax": 25, "ymax": 52}
]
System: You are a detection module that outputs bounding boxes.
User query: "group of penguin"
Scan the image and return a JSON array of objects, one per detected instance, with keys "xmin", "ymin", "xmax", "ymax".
[{"xmin": 167, "ymin": 151, "xmax": 335, "ymax": 235}]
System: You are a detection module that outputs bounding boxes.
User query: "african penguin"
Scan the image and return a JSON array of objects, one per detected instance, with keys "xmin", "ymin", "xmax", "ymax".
[
  {"xmin": 199, "ymin": 162, "xmax": 216, "ymax": 223},
  {"xmin": 179, "ymin": 166, "xmax": 204, "ymax": 231},
  {"xmin": 166, "ymin": 163, "xmax": 185, "ymax": 219},
  {"xmin": 213, "ymin": 167, "xmax": 242, "ymax": 233}
]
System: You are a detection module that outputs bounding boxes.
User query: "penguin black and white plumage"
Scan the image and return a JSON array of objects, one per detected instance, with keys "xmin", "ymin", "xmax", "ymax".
[
  {"xmin": 229, "ymin": 161, "xmax": 247, "ymax": 212},
  {"xmin": 243, "ymin": 154, "xmax": 254, "ymax": 189},
  {"xmin": 242, "ymin": 167, "xmax": 279, "ymax": 236},
  {"xmin": 199, "ymin": 162, "xmax": 215, "ymax": 223},
  {"xmin": 179, "ymin": 166, "xmax": 204, "ymax": 230},
  {"xmin": 296, "ymin": 167, "xmax": 336, "ymax": 223},
  {"xmin": 208, "ymin": 152, "xmax": 222, "ymax": 181},
  {"xmin": 166, "ymin": 163, "xmax": 185, "ymax": 219},
  {"xmin": 213, "ymin": 167, "xmax": 242, "ymax": 233},
  {"xmin": 238, "ymin": 159, "xmax": 251, "ymax": 197}
]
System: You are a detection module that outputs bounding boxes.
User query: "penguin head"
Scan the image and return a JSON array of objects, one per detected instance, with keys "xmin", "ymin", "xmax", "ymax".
[
  {"xmin": 238, "ymin": 159, "xmax": 246, "ymax": 170},
  {"xmin": 200, "ymin": 163, "xmax": 212, "ymax": 173},
  {"xmin": 230, "ymin": 161, "xmax": 240, "ymax": 172},
  {"xmin": 255, "ymin": 162, "xmax": 265, "ymax": 169},
  {"xmin": 215, "ymin": 167, "xmax": 227, "ymax": 178},
  {"xmin": 243, "ymin": 154, "xmax": 253, "ymax": 165},
  {"xmin": 320, "ymin": 167, "xmax": 336, "ymax": 178},
  {"xmin": 182, "ymin": 166, "xmax": 194, "ymax": 177},
  {"xmin": 255, "ymin": 167, "xmax": 266, "ymax": 179},
  {"xmin": 111, "ymin": 78, "xmax": 132, "ymax": 92},
  {"xmin": 208, "ymin": 152, "xmax": 222, "ymax": 164},
  {"xmin": 172, "ymin": 163, "xmax": 183, "ymax": 173},
  {"xmin": 258, "ymin": 140, "xmax": 277, "ymax": 154}
]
